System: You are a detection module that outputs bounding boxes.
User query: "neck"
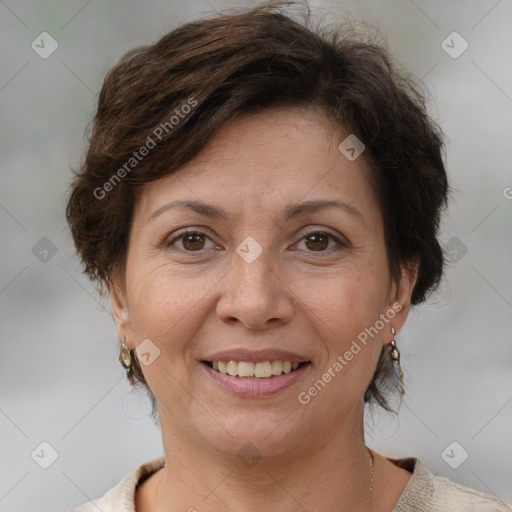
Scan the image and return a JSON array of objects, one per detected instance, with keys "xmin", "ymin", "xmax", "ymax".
[{"xmin": 146, "ymin": 408, "xmax": 374, "ymax": 512}]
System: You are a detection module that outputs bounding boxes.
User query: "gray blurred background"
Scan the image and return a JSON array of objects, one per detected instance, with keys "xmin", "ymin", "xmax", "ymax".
[{"xmin": 1, "ymin": 1, "xmax": 511, "ymax": 510}]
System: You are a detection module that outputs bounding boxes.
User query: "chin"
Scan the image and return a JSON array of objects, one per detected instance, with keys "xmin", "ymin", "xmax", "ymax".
[{"xmin": 202, "ymin": 411, "xmax": 312, "ymax": 461}]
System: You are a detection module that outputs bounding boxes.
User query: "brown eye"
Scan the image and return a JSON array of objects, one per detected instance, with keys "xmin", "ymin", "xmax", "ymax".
[
  {"xmin": 295, "ymin": 230, "xmax": 346, "ymax": 253},
  {"xmin": 304, "ymin": 233, "xmax": 329, "ymax": 251},
  {"xmin": 167, "ymin": 230, "xmax": 213, "ymax": 252},
  {"xmin": 181, "ymin": 232, "xmax": 206, "ymax": 251}
]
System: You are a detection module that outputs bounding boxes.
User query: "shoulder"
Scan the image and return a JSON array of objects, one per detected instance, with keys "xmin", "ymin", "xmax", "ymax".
[
  {"xmin": 70, "ymin": 456, "xmax": 166, "ymax": 512},
  {"xmin": 392, "ymin": 458, "xmax": 512, "ymax": 512}
]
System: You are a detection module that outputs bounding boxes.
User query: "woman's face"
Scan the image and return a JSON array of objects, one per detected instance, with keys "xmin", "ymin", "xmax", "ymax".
[{"xmin": 111, "ymin": 107, "xmax": 416, "ymax": 459}]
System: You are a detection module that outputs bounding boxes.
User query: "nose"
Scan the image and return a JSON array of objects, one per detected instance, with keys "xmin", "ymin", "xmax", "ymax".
[{"xmin": 216, "ymin": 247, "xmax": 294, "ymax": 330}]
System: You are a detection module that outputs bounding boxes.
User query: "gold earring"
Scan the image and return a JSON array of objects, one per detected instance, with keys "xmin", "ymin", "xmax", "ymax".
[
  {"xmin": 390, "ymin": 327, "xmax": 404, "ymax": 393},
  {"xmin": 119, "ymin": 336, "xmax": 132, "ymax": 369}
]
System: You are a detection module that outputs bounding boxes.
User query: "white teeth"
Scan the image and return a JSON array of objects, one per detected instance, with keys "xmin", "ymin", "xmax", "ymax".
[
  {"xmin": 209, "ymin": 360, "xmax": 304, "ymax": 378},
  {"xmin": 226, "ymin": 361, "xmax": 237, "ymax": 376},
  {"xmin": 254, "ymin": 361, "xmax": 272, "ymax": 378},
  {"xmin": 238, "ymin": 361, "xmax": 255, "ymax": 377},
  {"xmin": 271, "ymin": 360, "xmax": 283, "ymax": 375}
]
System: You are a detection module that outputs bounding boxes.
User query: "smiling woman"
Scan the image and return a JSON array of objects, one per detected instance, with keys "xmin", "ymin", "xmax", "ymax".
[{"xmin": 65, "ymin": 1, "xmax": 511, "ymax": 511}]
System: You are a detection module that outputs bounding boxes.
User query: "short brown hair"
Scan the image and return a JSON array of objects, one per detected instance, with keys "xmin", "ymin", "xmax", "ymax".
[{"xmin": 66, "ymin": 0, "xmax": 448, "ymax": 417}]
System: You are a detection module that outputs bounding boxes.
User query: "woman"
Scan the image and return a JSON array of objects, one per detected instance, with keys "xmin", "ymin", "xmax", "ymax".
[{"xmin": 66, "ymin": 1, "xmax": 512, "ymax": 510}]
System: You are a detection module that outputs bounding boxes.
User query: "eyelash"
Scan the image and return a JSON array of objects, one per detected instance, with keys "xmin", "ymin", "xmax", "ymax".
[{"xmin": 164, "ymin": 228, "xmax": 347, "ymax": 254}]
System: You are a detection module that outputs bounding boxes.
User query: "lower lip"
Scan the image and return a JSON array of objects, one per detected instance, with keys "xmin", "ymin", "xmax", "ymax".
[{"xmin": 200, "ymin": 362, "xmax": 311, "ymax": 398}]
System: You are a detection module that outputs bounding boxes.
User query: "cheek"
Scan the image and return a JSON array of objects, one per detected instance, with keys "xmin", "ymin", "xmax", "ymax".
[
  {"xmin": 125, "ymin": 268, "xmax": 210, "ymax": 404},
  {"xmin": 309, "ymin": 273, "xmax": 389, "ymax": 399},
  {"xmin": 306, "ymin": 261, "xmax": 389, "ymax": 337},
  {"xmin": 127, "ymin": 264, "xmax": 213, "ymax": 357}
]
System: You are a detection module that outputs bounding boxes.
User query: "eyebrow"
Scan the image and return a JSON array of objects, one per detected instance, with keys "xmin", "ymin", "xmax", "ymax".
[{"xmin": 147, "ymin": 199, "xmax": 365, "ymax": 224}]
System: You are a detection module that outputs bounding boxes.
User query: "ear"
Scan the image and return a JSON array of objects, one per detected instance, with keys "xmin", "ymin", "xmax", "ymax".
[
  {"xmin": 384, "ymin": 261, "xmax": 419, "ymax": 344},
  {"xmin": 109, "ymin": 275, "xmax": 135, "ymax": 350}
]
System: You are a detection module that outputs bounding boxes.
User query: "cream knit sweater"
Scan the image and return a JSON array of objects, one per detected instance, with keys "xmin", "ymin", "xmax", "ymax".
[{"xmin": 72, "ymin": 456, "xmax": 512, "ymax": 511}]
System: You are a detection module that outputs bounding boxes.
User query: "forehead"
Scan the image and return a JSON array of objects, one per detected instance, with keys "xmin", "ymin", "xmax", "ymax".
[{"xmin": 133, "ymin": 107, "xmax": 376, "ymax": 225}]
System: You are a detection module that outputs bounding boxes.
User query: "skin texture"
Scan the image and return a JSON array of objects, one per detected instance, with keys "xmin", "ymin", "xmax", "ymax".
[{"xmin": 110, "ymin": 107, "xmax": 417, "ymax": 511}]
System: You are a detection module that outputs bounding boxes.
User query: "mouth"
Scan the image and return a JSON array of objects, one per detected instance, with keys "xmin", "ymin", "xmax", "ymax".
[
  {"xmin": 199, "ymin": 348, "xmax": 312, "ymax": 397},
  {"xmin": 200, "ymin": 359, "xmax": 312, "ymax": 398},
  {"xmin": 202, "ymin": 360, "xmax": 310, "ymax": 379}
]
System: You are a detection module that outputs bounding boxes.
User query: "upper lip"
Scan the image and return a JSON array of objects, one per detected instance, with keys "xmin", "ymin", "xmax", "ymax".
[{"xmin": 202, "ymin": 348, "xmax": 309, "ymax": 363}]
